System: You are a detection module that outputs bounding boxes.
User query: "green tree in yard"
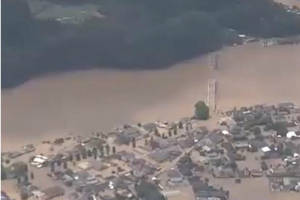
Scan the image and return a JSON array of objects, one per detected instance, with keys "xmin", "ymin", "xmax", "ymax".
[
  {"xmin": 56, "ymin": 159, "xmax": 61, "ymax": 167},
  {"xmin": 93, "ymin": 148, "xmax": 98, "ymax": 159},
  {"xmin": 272, "ymin": 122, "xmax": 288, "ymax": 137},
  {"xmin": 283, "ymin": 147, "xmax": 293, "ymax": 156},
  {"xmin": 30, "ymin": 172, "xmax": 34, "ymax": 180},
  {"xmin": 174, "ymin": 126, "xmax": 178, "ymax": 136},
  {"xmin": 106, "ymin": 144, "xmax": 110, "ymax": 155},
  {"xmin": 76, "ymin": 154, "xmax": 81, "ymax": 161},
  {"xmin": 132, "ymin": 138, "xmax": 136, "ymax": 148},
  {"xmin": 63, "ymin": 161, "xmax": 68, "ymax": 169},
  {"xmin": 69, "ymin": 154, "xmax": 73, "ymax": 161},
  {"xmin": 154, "ymin": 128, "xmax": 159, "ymax": 136},
  {"xmin": 168, "ymin": 129, "xmax": 172, "ymax": 137},
  {"xmin": 178, "ymin": 121, "xmax": 183, "ymax": 129},
  {"xmin": 82, "ymin": 148, "xmax": 87, "ymax": 159},
  {"xmin": 261, "ymin": 161, "xmax": 268, "ymax": 171},
  {"xmin": 194, "ymin": 101, "xmax": 209, "ymax": 120},
  {"xmin": 100, "ymin": 146, "xmax": 104, "ymax": 157},
  {"xmin": 50, "ymin": 162, "xmax": 55, "ymax": 173},
  {"xmin": 87, "ymin": 150, "xmax": 92, "ymax": 157},
  {"xmin": 1, "ymin": 164, "xmax": 7, "ymax": 180}
]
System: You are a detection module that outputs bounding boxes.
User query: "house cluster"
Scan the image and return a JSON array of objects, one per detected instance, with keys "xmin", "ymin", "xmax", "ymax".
[
  {"xmin": 220, "ymin": 103, "xmax": 300, "ymax": 192},
  {"xmin": 2, "ymin": 102, "xmax": 300, "ymax": 200}
]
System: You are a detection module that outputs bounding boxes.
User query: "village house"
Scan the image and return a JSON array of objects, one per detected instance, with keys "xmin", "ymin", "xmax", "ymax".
[
  {"xmin": 148, "ymin": 146, "xmax": 182, "ymax": 163},
  {"xmin": 167, "ymin": 168, "xmax": 184, "ymax": 185}
]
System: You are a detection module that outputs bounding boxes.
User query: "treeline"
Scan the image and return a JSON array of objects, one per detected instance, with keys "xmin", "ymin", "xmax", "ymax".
[{"xmin": 3, "ymin": 0, "xmax": 300, "ymax": 88}]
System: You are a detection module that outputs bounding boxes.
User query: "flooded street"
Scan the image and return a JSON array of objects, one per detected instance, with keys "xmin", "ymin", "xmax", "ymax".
[{"xmin": 2, "ymin": 42, "xmax": 300, "ymax": 151}]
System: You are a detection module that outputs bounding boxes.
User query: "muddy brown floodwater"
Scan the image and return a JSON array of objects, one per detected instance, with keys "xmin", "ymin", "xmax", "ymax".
[
  {"xmin": 2, "ymin": 42, "xmax": 300, "ymax": 200},
  {"xmin": 2, "ymin": 42, "xmax": 300, "ymax": 151}
]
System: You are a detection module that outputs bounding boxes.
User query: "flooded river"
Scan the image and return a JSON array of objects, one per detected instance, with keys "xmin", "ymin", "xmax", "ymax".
[
  {"xmin": 2, "ymin": 42, "xmax": 300, "ymax": 150},
  {"xmin": 2, "ymin": 42, "xmax": 300, "ymax": 200}
]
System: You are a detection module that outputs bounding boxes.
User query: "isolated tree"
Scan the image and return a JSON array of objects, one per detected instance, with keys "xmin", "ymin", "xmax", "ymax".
[
  {"xmin": 253, "ymin": 127, "xmax": 261, "ymax": 136},
  {"xmin": 106, "ymin": 144, "xmax": 111, "ymax": 155},
  {"xmin": 283, "ymin": 147, "xmax": 293, "ymax": 156},
  {"xmin": 1, "ymin": 165, "xmax": 7, "ymax": 180},
  {"xmin": 272, "ymin": 122, "xmax": 288, "ymax": 137},
  {"xmin": 150, "ymin": 136, "xmax": 154, "ymax": 142},
  {"xmin": 69, "ymin": 154, "xmax": 73, "ymax": 162},
  {"xmin": 112, "ymin": 146, "xmax": 116, "ymax": 154},
  {"xmin": 174, "ymin": 127, "xmax": 178, "ymax": 135},
  {"xmin": 76, "ymin": 154, "xmax": 81, "ymax": 161},
  {"xmin": 56, "ymin": 159, "xmax": 62, "ymax": 167},
  {"xmin": 168, "ymin": 129, "xmax": 172, "ymax": 137},
  {"xmin": 261, "ymin": 161, "xmax": 268, "ymax": 171},
  {"xmin": 194, "ymin": 101, "xmax": 209, "ymax": 120},
  {"xmin": 63, "ymin": 161, "xmax": 68, "ymax": 170},
  {"xmin": 50, "ymin": 162, "xmax": 55, "ymax": 173},
  {"xmin": 24, "ymin": 175, "xmax": 28, "ymax": 183},
  {"xmin": 100, "ymin": 146, "xmax": 104, "ymax": 157},
  {"xmin": 93, "ymin": 148, "xmax": 98, "ymax": 159},
  {"xmin": 178, "ymin": 121, "xmax": 183, "ymax": 129},
  {"xmin": 87, "ymin": 150, "xmax": 92, "ymax": 157},
  {"xmin": 230, "ymin": 162, "xmax": 238, "ymax": 171},
  {"xmin": 82, "ymin": 148, "xmax": 87, "ymax": 159},
  {"xmin": 154, "ymin": 128, "xmax": 159, "ymax": 136},
  {"xmin": 132, "ymin": 138, "xmax": 136, "ymax": 148},
  {"xmin": 204, "ymin": 178, "xmax": 209, "ymax": 184},
  {"xmin": 30, "ymin": 172, "xmax": 34, "ymax": 180}
]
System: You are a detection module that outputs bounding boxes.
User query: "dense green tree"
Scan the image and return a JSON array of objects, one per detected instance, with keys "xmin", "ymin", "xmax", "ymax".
[
  {"xmin": 63, "ymin": 161, "xmax": 68, "ymax": 169},
  {"xmin": 136, "ymin": 180, "xmax": 165, "ymax": 200},
  {"xmin": 87, "ymin": 150, "xmax": 92, "ymax": 157},
  {"xmin": 56, "ymin": 159, "xmax": 62, "ymax": 167},
  {"xmin": 50, "ymin": 162, "xmax": 55, "ymax": 173},
  {"xmin": 30, "ymin": 172, "xmax": 34, "ymax": 180},
  {"xmin": 76, "ymin": 154, "xmax": 81, "ymax": 161},
  {"xmin": 82, "ymin": 148, "xmax": 87, "ymax": 159},
  {"xmin": 1, "ymin": 165, "xmax": 7, "ymax": 180},
  {"xmin": 69, "ymin": 154, "xmax": 73, "ymax": 161},
  {"xmin": 106, "ymin": 144, "xmax": 111, "ymax": 155},
  {"xmin": 132, "ymin": 138, "xmax": 136, "ymax": 148},
  {"xmin": 194, "ymin": 101, "xmax": 209, "ymax": 120},
  {"xmin": 272, "ymin": 122, "xmax": 288, "ymax": 137},
  {"xmin": 168, "ymin": 129, "xmax": 172, "ymax": 137},
  {"xmin": 93, "ymin": 148, "xmax": 98, "ymax": 159},
  {"xmin": 178, "ymin": 121, "xmax": 183, "ymax": 129},
  {"xmin": 112, "ymin": 146, "xmax": 116, "ymax": 154},
  {"xmin": 174, "ymin": 128, "xmax": 178, "ymax": 136},
  {"xmin": 100, "ymin": 146, "xmax": 104, "ymax": 157}
]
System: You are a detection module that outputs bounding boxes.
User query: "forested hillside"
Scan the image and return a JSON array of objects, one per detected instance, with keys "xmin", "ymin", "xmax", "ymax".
[{"xmin": 3, "ymin": 0, "xmax": 300, "ymax": 88}]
